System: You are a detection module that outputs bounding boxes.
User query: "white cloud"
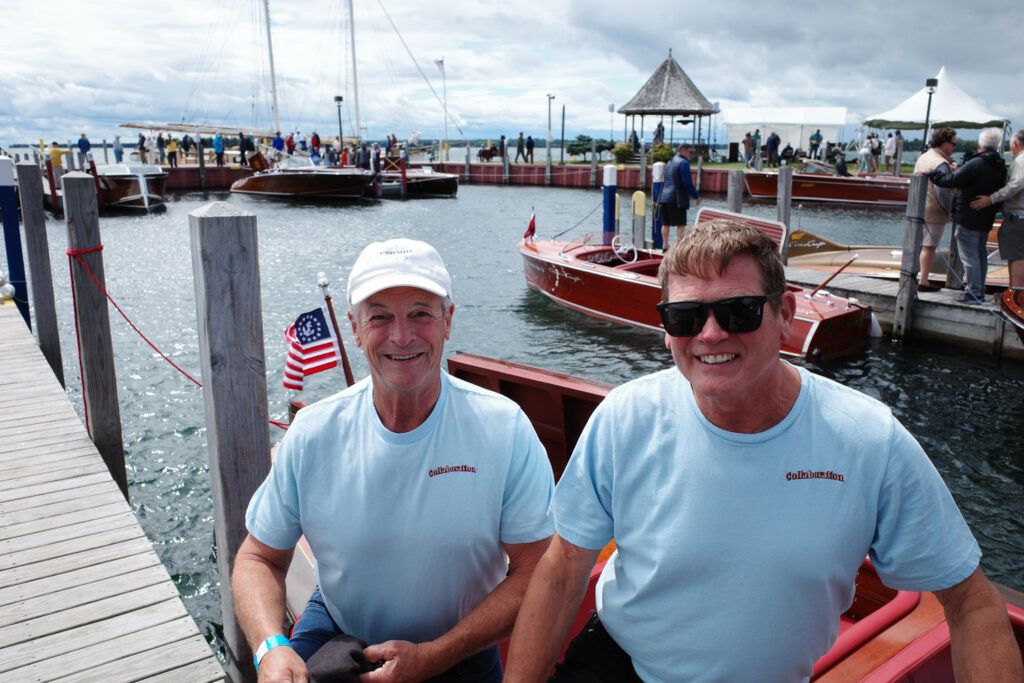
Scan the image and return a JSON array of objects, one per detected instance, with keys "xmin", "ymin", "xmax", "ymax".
[{"xmin": 1, "ymin": 0, "xmax": 1020, "ymax": 146}]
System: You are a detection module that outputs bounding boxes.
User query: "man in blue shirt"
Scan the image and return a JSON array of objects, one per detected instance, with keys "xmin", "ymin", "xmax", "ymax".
[
  {"xmin": 234, "ymin": 239, "xmax": 554, "ymax": 682},
  {"xmin": 272, "ymin": 131, "xmax": 285, "ymax": 163},
  {"xmin": 77, "ymin": 133, "xmax": 91, "ymax": 169},
  {"xmin": 505, "ymin": 220, "xmax": 1021, "ymax": 682},
  {"xmin": 658, "ymin": 144, "xmax": 700, "ymax": 250}
]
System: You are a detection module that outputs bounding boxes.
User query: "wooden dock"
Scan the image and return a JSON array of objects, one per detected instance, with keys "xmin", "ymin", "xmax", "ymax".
[
  {"xmin": 785, "ymin": 266, "xmax": 1024, "ymax": 360},
  {"xmin": 0, "ymin": 303, "xmax": 225, "ymax": 681}
]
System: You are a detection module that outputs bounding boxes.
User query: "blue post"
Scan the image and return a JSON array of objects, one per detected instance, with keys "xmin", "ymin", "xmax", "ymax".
[
  {"xmin": 651, "ymin": 161, "xmax": 665, "ymax": 249},
  {"xmin": 0, "ymin": 157, "xmax": 29, "ymax": 327},
  {"xmin": 602, "ymin": 165, "xmax": 616, "ymax": 246}
]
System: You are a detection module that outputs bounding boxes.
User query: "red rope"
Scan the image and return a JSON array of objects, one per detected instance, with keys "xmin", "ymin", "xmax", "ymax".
[{"xmin": 66, "ymin": 247, "xmax": 290, "ymax": 431}]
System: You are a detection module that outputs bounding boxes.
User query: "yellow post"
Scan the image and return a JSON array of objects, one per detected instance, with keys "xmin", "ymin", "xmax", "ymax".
[{"xmin": 631, "ymin": 191, "xmax": 647, "ymax": 247}]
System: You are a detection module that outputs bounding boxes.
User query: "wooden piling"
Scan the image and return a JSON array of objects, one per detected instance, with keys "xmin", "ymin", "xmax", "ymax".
[
  {"xmin": 589, "ymin": 139, "xmax": 598, "ymax": 188},
  {"xmin": 188, "ymin": 202, "xmax": 270, "ymax": 682},
  {"xmin": 727, "ymin": 169, "xmax": 744, "ymax": 213},
  {"xmin": 631, "ymin": 191, "xmax": 647, "ymax": 248},
  {"xmin": 464, "ymin": 143, "xmax": 471, "ymax": 183},
  {"xmin": 502, "ymin": 146, "xmax": 510, "ymax": 184},
  {"xmin": 639, "ymin": 143, "xmax": 647, "ymax": 193},
  {"xmin": 16, "ymin": 162, "xmax": 64, "ymax": 387},
  {"xmin": 776, "ymin": 166, "xmax": 793, "ymax": 263},
  {"xmin": 696, "ymin": 155, "xmax": 703, "ymax": 192},
  {"xmin": 197, "ymin": 139, "xmax": 207, "ymax": 192},
  {"xmin": 62, "ymin": 172, "xmax": 127, "ymax": 498},
  {"xmin": 892, "ymin": 175, "xmax": 928, "ymax": 340}
]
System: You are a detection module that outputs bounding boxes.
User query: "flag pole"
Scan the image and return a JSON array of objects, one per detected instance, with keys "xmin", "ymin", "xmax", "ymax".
[{"xmin": 317, "ymin": 272, "xmax": 355, "ymax": 387}]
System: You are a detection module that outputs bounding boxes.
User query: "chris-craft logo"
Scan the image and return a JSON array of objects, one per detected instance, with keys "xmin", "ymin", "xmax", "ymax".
[
  {"xmin": 786, "ymin": 469, "xmax": 846, "ymax": 483},
  {"xmin": 428, "ymin": 464, "xmax": 477, "ymax": 478}
]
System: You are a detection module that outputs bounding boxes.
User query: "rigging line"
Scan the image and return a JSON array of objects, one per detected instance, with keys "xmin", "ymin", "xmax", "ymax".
[
  {"xmin": 551, "ymin": 199, "xmax": 604, "ymax": 239},
  {"xmin": 374, "ymin": 0, "xmax": 464, "ymax": 137}
]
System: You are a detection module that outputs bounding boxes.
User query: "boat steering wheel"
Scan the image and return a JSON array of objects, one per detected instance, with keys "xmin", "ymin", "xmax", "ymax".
[{"xmin": 611, "ymin": 234, "xmax": 639, "ymax": 264}]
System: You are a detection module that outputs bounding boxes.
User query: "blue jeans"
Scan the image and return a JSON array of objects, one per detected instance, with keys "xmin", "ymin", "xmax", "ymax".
[
  {"xmin": 954, "ymin": 224, "xmax": 988, "ymax": 298},
  {"xmin": 290, "ymin": 586, "xmax": 502, "ymax": 682}
]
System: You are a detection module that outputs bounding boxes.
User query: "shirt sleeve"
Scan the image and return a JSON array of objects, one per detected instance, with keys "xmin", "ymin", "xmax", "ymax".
[
  {"xmin": 991, "ymin": 159, "xmax": 1024, "ymax": 204},
  {"xmin": 245, "ymin": 428, "xmax": 305, "ymax": 551},
  {"xmin": 550, "ymin": 403, "xmax": 616, "ymax": 550},
  {"xmin": 868, "ymin": 422, "xmax": 980, "ymax": 592},
  {"xmin": 499, "ymin": 410, "xmax": 556, "ymax": 544}
]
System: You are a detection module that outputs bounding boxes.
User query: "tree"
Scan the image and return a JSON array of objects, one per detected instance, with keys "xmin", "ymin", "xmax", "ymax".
[{"xmin": 565, "ymin": 135, "xmax": 614, "ymax": 162}]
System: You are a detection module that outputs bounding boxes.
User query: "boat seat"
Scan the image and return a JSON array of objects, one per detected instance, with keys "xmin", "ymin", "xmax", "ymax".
[{"xmin": 617, "ymin": 258, "xmax": 662, "ymax": 275}]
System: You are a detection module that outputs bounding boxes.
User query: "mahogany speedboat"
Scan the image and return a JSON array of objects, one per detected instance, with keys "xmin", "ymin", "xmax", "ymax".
[
  {"xmin": 787, "ymin": 226, "xmax": 1009, "ymax": 290},
  {"xmin": 93, "ymin": 163, "xmax": 168, "ymax": 211},
  {"xmin": 230, "ymin": 152, "xmax": 373, "ymax": 199},
  {"xmin": 518, "ymin": 212, "xmax": 874, "ymax": 359},
  {"xmin": 745, "ymin": 159, "xmax": 909, "ymax": 207},
  {"xmin": 375, "ymin": 166, "xmax": 459, "ymax": 198},
  {"xmin": 1001, "ymin": 288, "xmax": 1024, "ymax": 345}
]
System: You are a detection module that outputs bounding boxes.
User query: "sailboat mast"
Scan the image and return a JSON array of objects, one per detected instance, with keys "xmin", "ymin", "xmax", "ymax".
[
  {"xmin": 262, "ymin": 0, "xmax": 281, "ymax": 135},
  {"xmin": 347, "ymin": 0, "xmax": 361, "ymax": 142}
]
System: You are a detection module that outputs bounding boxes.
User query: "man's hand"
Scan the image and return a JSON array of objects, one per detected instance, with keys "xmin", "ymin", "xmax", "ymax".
[
  {"xmin": 970, "ymin": 195, "xmax": 993, "ymax": 210},
  {"xmin": 360, "ymin": 640, "xmax": 440, "ymax": 682},
  {"xmin": 695, "ymin": 197, "xmax": 702, "ymax": 205},
  {"xmin": 258, "ymin": 645, "xmax": 308, "ymax": 682}
]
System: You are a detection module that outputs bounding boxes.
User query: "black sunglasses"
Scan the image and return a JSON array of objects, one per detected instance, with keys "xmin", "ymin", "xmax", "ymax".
[{"xmin": 656, "ymin": 292, "xmax": 783, "ymax": 337}]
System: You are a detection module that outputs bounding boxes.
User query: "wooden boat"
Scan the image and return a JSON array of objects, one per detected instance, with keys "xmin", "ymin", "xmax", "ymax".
[
  {"xmin": 374, "ymin": 166, "xmax": 459, "ymax": 198},
  {"xmin": 229, "ymin": 152, "xmax": 373, "ymax": 199},
  {"xmin": 518, "ymin": 210, "xmax": 874, "ymax": 359},
  {"xmin": 787, "ymin": 226, "xmax": 1009, "ymax": 290},
  {"xmin": 93, "ymin": 163, "xmax": 168, "ymax": 211},
  {"xmin": 1001, "ymin": 288, "xmax": 1024, "ymax": 345},
  {"xmin": 745, "ymin": 159, "xmax": 910, "ymax": 207},
  {"xmin": 281, "ymin": 353, "xmax": 1024, "ymax": 680}
]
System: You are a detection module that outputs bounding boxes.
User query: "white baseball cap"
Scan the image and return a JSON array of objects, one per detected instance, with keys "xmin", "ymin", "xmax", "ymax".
[{"xmin": 347, "ymin": 238, "xmax": 452, "ymax": 305}]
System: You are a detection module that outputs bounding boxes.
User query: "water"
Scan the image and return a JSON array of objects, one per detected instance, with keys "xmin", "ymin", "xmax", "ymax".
[{"xmin": 28, "ymin": 184, "xmax": 1024, "ymax": 656}]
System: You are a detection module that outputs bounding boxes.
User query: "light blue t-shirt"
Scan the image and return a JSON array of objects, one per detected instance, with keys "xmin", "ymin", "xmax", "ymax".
[
  {"xmin": 552, "ymin": 365, "xmax": 980, "ymax": 682},
  {"xmin": 246, "ymin": 371, "xmax": 555, "ymax": 645}
]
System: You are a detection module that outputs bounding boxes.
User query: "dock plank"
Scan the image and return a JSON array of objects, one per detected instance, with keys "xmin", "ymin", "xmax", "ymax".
[{"xmin": 0, "ymin": 304, "xmax": 222, "ymax": 679}]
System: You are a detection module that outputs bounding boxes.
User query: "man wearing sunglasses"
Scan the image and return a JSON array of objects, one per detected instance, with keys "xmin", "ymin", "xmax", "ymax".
[{"xmin": 506, "ymin": 221, "xmax": 1020, "ymax": 682}]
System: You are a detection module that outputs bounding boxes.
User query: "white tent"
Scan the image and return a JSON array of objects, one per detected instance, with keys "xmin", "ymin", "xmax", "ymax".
[
  {"xmin": 862, "ymin": 67, "xmax": 1008, "ymax": 130},
  {"xmin": 722, "ymin": 106, "xmax": 848, "ymax": 151}
]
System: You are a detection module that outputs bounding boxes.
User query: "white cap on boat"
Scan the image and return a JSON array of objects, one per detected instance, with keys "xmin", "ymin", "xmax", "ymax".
[{"xmin": 347, "ymin": 238, "xmax": 452, "ymax": 305}]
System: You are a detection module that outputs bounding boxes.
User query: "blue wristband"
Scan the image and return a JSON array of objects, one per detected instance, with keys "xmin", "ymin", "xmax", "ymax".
[{"xmin": 254, "ymin": 634, "xmax": 291, "ymax": 671}]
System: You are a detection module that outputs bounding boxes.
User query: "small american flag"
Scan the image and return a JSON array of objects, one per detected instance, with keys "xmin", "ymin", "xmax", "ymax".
[
  {"xmin": 434, "ymin": 57, "xmax": 444, "ymax": 74},
  {"xmin": 284, "ymin": 307, "xmax": 340, "ymax": 390}
]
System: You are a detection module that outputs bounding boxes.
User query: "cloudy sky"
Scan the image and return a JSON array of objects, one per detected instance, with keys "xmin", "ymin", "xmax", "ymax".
[{"xmin": 1, "ymin": 0, "xmax": 1019, "ymax": 148}]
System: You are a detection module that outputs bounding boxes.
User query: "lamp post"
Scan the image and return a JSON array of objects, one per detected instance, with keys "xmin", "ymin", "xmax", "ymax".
[
  {"xmin": 334, "ymin": 95, "xmax": 344, "ymax": 160},
  {"xmin": 921, "ymin": 77, "xmax": 938, "ymax": 151}
]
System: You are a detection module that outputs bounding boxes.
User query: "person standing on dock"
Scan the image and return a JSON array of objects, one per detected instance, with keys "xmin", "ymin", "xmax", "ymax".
[
  {"xmin": 76, "ymin": 132, "xmax": 91, "ymax": 169},
  {"xmin": 504, "ymin": 220, "xmax": 1022, "ymax": 683},
  {"xmin": 234, "ymin": 239, "xmax": 554, "ymax": 683},
  {"xmin": 929, "ymin": 127, "xmax": 1007, "ymax": 304},
  {"xmin": 971, "ymin": 128, "xmax": 1024, "ymax": 289},
  {"xmin": 809, "ymin": 128, "xmax": 822, "ymax": 159},
  {"xmin": 884, "ymin": 132, "xmax": 895, "ymax": 171},
  {"xmin": 48, "ymin": 141, "xmax": 68, "ymax": 182},
  {"xmin": 658, "ymin": 143, "xmax": 701, "ymax": 250},
  {"xmin": 742, "ymin": 131, "xmax": 755, "ymax": 168},
  {"xmin": 213, "ymin": 133, "xmax": 224, "ymax": 166},
  {"xmin": 913, "ymin": 126, "xmax": 957, "ymax": 292},
  {"xmin": 515, "ymin": 132, "xmax": 526, "ymax": 162},
  {"xmin": 112, "ymin": 135, "xmax": 123, "ymax": 164},
  {"xmin": 526, "ymin": 135, "xmax": 535, "ymax": 163},
  {"xmin": 272, "ymin": 131, "xmax": 284, "ymax": 163},
  {"xmin": 156, "ymin": 132, "xmax": 165, "ymax": 164},
  {"xmin": 766, "ymin": 131, "xmax": 780, "ymax": 167},
  {"xmin": 166, "ymin": 136, "xmax": 178, "ymax": 168}
]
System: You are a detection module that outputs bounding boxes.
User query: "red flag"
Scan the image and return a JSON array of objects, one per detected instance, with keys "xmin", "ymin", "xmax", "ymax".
[
  {"xmin": 283, "ymin": 307, "xmax": 341, "ymax": 390},
  {"xmin": 523, "ymin": 208, "xmax": 536, "ymax": 240},
  {"xmin": 434, "ymin": 57, "xmax": 444, "ymax": 74}
]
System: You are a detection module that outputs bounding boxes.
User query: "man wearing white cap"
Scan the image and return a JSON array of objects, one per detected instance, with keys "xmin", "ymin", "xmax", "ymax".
[{"xmin": 233, "ymin": 239, "xmax": 554, "ymax": 682}]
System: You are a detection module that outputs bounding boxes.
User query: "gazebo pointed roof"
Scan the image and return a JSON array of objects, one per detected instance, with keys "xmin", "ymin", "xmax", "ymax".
[{"xmin": 619, "ymin": 50, "xmax": 715, "ymax": 116}]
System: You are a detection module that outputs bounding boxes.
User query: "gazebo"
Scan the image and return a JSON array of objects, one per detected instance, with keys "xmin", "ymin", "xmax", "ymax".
[{"xmin": 618, "ymin": 50, "xmax": 718, "ymax": 152}]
